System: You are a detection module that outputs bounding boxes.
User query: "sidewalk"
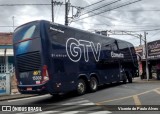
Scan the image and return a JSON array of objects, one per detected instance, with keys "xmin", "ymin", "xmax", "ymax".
[
  {"xmin": 0, "ymin": 93, "xmax": 37, "ymax": 101},
  {"xmin": 0, "ymin": 88, "xmax": 37, "ymax": 101},
  {"xmin": 0, "ymin": 75, "xmax": 38, "ymax": 101},
  {"xmin": 133, "ymin": 77, "xmax": 160, "ymax": 83}
]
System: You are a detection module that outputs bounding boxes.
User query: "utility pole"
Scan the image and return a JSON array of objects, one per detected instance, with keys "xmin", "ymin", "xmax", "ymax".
[
  {"xmin": 65, "ymin": 0, "xmax": 70, "ymax": 26},
  {"xmin": 140, "ymin": 34, "xmax": 142, "ymax": 46},
  {"xmin": 12, "ymin": 16, "xmax": 15, "ymax": 32},
  {"xmin": 144, "ymin": 31, "xmax": 149, "ymax": 81},
  {"xmin": 51, "ymin": 0, "xmax": 82, "ymax": 25},
  {"xmin": 51, "ymin": 0, "xmax": 54, "ymax": 22},
  {"xmin": 51, "ymin": 0, "xmax": 63, "ymax": 23}
]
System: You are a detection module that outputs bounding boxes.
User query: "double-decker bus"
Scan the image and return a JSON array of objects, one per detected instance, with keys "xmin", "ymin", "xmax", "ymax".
[{"xmin": 13, "ymin": 20, "xmax": 138, "ymax": 95}]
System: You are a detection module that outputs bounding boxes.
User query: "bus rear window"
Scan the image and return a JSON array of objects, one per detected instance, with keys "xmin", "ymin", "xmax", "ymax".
[{"xmin": 13, "ymin": 22, "xmax": 40, "ymax": 43}]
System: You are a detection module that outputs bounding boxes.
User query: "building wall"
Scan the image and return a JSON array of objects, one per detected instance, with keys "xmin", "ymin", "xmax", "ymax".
[{"xmin": 0, "ymin": 33, "xmax": 14, "ymax": 73}]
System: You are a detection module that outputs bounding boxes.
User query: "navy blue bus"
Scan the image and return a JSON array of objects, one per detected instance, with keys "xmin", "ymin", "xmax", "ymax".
[{"xmin": 13, "ymin": 20, "xmax": 138, "ymax": 95}]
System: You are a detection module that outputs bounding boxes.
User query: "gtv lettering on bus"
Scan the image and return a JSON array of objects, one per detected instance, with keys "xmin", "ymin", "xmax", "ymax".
[{"xmin": 66, "ymin": 38, "xmax": 101, "ymax": 62}]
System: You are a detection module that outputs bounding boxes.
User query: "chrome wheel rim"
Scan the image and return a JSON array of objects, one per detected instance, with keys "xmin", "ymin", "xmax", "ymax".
[
  {"xmin": 91, "ymin": 79, "xmax": 97, "ymax": 90},
  {"xmin": 78, "ymin": 82, "xmax": 85, "ymax": 93}
]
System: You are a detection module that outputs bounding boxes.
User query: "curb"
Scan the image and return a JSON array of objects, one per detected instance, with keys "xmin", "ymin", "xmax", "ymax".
[
  {"xmin": 0, "ymin": 94, "xmax": 38, "ymax": 101},
  {"xmin": 133, "ymin": 77, "xmax": 160, "ymax": 83},
  {"xmin": 134, "ymin": 80, "xmax": 160, "ymax": 83}
]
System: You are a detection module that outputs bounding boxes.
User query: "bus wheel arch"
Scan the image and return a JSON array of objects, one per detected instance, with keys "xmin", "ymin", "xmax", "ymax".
[
  {"xmin": 77, "ymin": 75, "xmax": 88, "ymax": 95},
  {"xmin": 122, "ymin": 72, "xmax": 127, "ymax": 84},
  {"xmin": 125, "ymin": 71, "xmax": 133, "ymax": 83},
  {"xmin": 89, "ymin": 74, "xmax": 99, "ymax": 92}
]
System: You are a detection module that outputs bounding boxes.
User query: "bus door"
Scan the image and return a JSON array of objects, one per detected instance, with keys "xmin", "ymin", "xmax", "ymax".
[{"xmin": 101, "ymin": 40, "xmax": 120, "ymax": 83}]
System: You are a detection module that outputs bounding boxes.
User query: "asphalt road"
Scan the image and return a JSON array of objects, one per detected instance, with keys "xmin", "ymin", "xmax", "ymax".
[{"xmin": 0, "ymin": 78, "xmax": 160, "ymax": 114}]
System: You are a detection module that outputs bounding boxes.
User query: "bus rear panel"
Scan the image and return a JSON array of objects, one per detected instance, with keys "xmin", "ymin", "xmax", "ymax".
[{"xmin": 13, "ymin": 21, "xmax": 49, "ymax": 94}]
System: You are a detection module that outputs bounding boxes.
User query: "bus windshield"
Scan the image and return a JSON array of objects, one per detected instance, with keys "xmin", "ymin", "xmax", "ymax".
[
  {"xmin": 13, "ymin": 22, "xmax": 40, "ymax": 43},
  {"xmin": 13, "ymin": 22, "xmax": 41, "ymax": 55}
]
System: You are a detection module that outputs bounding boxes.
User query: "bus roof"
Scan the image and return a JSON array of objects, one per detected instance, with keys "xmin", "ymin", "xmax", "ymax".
[{"xmin": 15, "ymin": 20, "xmax": 134, "ymax": 47}]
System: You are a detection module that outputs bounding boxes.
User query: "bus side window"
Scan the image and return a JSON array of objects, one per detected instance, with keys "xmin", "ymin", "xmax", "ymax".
[
  {"xmin": 111, "ymin": 42, "xmax": 118, "ymax": 51},
  {"xmin": 118, "ymin": 41, "xmax": 127, "ymax": 50},
  {"xmin": 105, "ymin": 44, "xmax": 111, "ymax": 50}
]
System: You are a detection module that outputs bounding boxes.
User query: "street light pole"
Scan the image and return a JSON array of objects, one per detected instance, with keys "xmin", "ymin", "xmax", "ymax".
[
  {"xmin": 140, "ymin": 34, "xmax": 142, "ymax": 46},
  {"xmin": 51, "ymin": 0, "xmax": 54, "ymax": 22},
  {"xmin": 144, "ymin": 31, "xmax": 149, "ymax": 81},
  {"xmin": 65, "ymin": 0, "xmax": 70, "ymax": 26},
  {"xmin": 12, "ymin": 16, "xmax": 15, "ymax": 32},
  {"xmin": 51, "ymin": 0, "xmax": 63, "ymax": 23}
]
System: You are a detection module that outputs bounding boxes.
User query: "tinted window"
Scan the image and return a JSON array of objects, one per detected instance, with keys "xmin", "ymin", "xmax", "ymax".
[
  {"xmin": 13, "ymin": 22, "xmax": 40, "ymax": 43},
  {"xmin": 8, "ymin": 56, "xmax": 14, "ymax": 64},
  {"xmin": 110, "ymin": 42, "xmax": 118, "ymax": 51},
  {"xmin": 118, "ymin": 41, "xmax": 127, "ymax": 50},
  {"xmin": 104, "ymin": 42, "xmax": 111, "ymax": 51},
  {"xmin": 0, "ymin": 56, "xmax": 5, "ymax": 64},
  {"xmin": 49, "ymin": 25, "xmax": 76, "ymax": 51}
]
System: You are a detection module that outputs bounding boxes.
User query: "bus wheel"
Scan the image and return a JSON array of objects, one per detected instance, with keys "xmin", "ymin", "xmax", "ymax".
[
  {"xmin": 123, "ymin": 74, "xmax": 127, "ymax": 84},
  {"xmin": 77, "ymin": 79, "xmax": 86, "ymax": 95},
  {"xmin": 89, "ymin": 77, "xmax": 98, "ymax": 92},
  {"xmin": 127, "ymin": 72, "xmax": 133, "ymax": 83}
]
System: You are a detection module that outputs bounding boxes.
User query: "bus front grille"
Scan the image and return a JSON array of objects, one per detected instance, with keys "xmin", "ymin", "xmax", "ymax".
[{"xmin": 16, "ymin": 51, "xmax": 41, "ymax": 72}]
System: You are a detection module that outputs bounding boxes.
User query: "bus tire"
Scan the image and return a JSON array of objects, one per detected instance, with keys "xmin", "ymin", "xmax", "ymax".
[
  {"xmin": 123, "ymin": 74, "xmax": 127, "ymax": 84},
  {"xmin": 77, "ymin": 79, "xmax": 86, "ymax": 95},
  {"xmin": 51, "ymin": 94, "xmax": 60, "ymax": 98},
  {"xmin": 89, "ymin": 77, "xmax": 98, "ymax": 92},
  {"xmin": 123, "ymin": 78, "xmax": 127, "ymax": 84},
  {"xmin": 127, "ymin": 73, "xmax": 133, "ymax": 83}
]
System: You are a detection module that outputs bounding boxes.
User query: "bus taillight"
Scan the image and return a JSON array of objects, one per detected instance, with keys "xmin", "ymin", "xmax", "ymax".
[{"xmin": 41, "ymin": 65, "xmax": 49, "ymax": 84}]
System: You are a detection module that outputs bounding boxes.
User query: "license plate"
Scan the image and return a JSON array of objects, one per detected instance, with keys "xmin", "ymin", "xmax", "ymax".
[{"xmin": 27, "ymin": 87, "xmax": 32, "ymax": 91}]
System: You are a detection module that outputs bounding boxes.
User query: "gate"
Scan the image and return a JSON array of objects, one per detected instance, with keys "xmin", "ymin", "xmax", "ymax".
[{"xmin": 0, "ymin": 64, "xmax": 14, "ymax": 95}]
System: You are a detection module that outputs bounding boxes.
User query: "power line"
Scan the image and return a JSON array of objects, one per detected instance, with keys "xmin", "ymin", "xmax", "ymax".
[
  {"xmin": 89, "ymin": 28, "xmax": 160, "ymax": 33},
  {"xmin": 71, "ymin": 9, "xmax": 136, "ymax": 26},
  {"xmin": 149, "ymin": 30, "xmax": 160, "ymax": 38},
  {"xmin": 0, "ymin": 4, "xmax": 51, "ymax": 6},
  {"xmin": 70, "ymin": 0, "xmax": 122, "ymax": 26},
  {"xmin": 80, "ymin": 0, "xmax": 121, "ymax": 16},
  {"xmin": 78, "ymin": 7, "xmax": 139, "ymax": 26},
  {"xmin": 81, "ymin": 1, "xmax": 159, "ymax": 27},
  {"xmin": 72, "ymin": 0, "xmax": 142, "ymax": 22},
  {"xmin": 83, "ymin": 0, "xmax": 106, "ymax": 8},
  {"xmin": 135, "ymin": 28, "xmax": 160, "ymax": 32},
  {"xmin": 71, "ymin": 1, "xmax": 140, "ymax": 25},
  {"xmin": 74, "ymin": 21, "xmax": 160, "ymax": 28},
  {"xmin": 112, "ymin": 9, "xmax": 160, "ymax": 12},
  {"xmin": 0, "ymin": 26, "xmax": 18, "ymax": 27},
  {"xmin": 112, "ymin": 28, "xmax": 160, "ymax": 32}
]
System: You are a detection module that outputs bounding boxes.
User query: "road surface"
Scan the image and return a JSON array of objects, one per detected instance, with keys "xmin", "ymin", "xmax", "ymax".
[{"xmin": 0, "ymin": 78, "xmax": 160, "ymax": 114}]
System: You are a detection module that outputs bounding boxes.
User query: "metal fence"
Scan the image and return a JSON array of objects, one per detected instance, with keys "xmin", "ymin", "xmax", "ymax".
[
  {"xmin": 0, "ymin": 64, "xmax": 14, "ymax": 95},
  {"xmin": 0, "ymin": 64, "xmax": 13, "ymax": 73}
]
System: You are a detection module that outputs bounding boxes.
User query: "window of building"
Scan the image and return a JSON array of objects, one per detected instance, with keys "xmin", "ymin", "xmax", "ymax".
[{"xmin": 0, "ymin": 56, "xmax": 5, "ymax": 64}]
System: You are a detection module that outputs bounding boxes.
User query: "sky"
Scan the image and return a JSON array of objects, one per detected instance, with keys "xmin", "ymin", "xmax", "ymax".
[{"xmin": 0, "ymin": 0, "xmax": 160, "ymax": 46}]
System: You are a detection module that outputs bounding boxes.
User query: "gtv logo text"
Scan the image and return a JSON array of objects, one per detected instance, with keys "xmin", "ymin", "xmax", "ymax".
[{"xmin": 66, "ymin": 38, "xmax": 101, "ymax": 62}]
